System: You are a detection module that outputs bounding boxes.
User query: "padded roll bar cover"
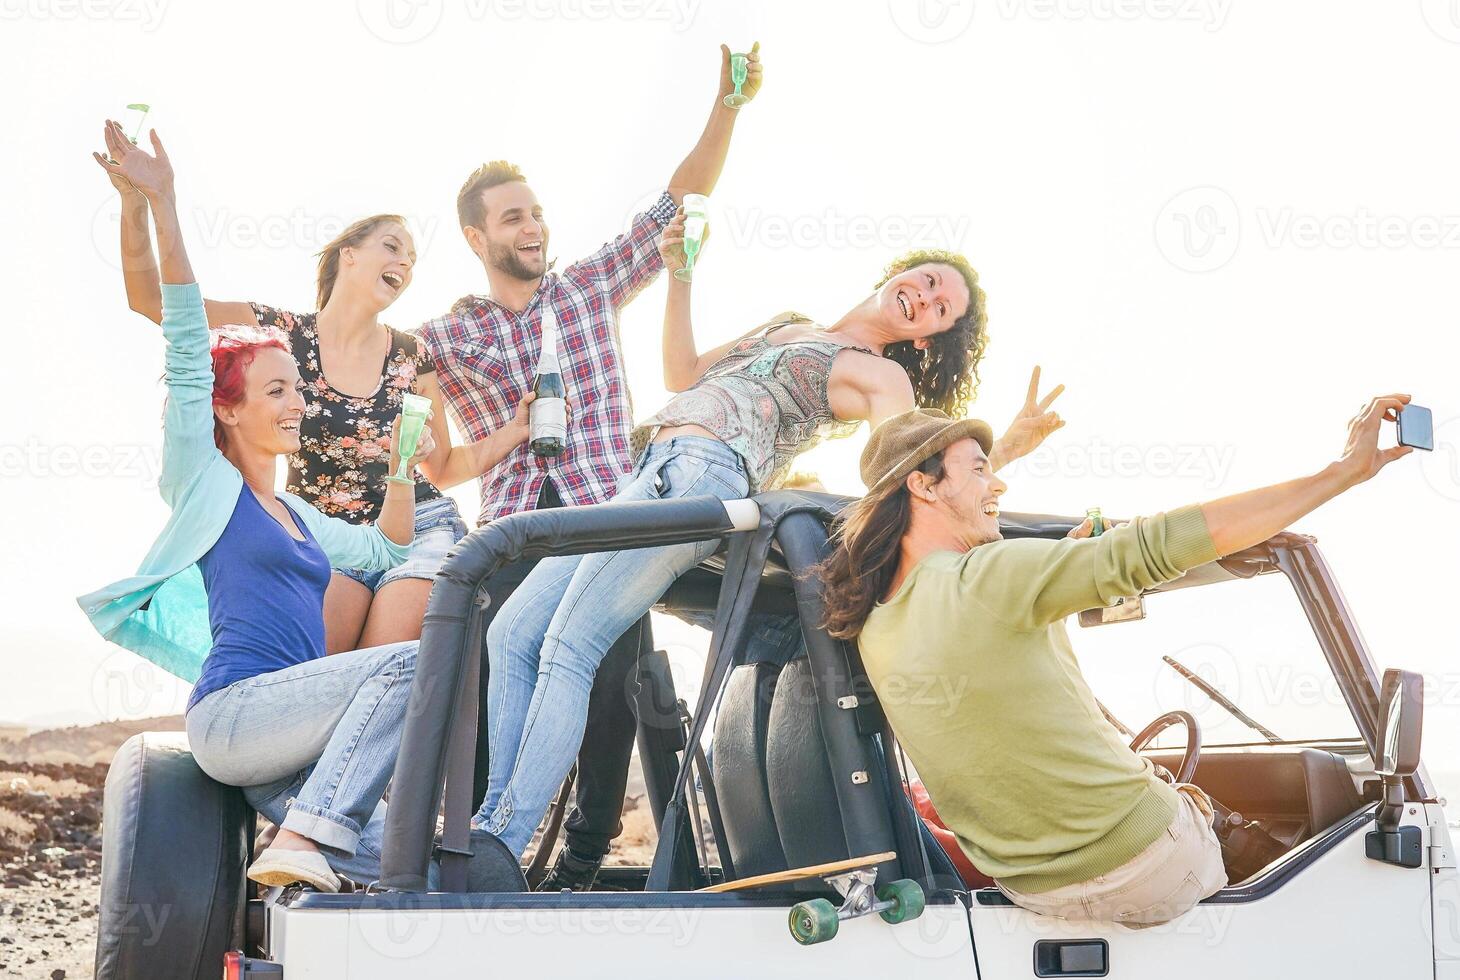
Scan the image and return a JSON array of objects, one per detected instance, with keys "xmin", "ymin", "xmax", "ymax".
[
  {"xmin": 765, "ymin": 656, "xmax": 850, "ymax": 867},
  {"xmin": 381, "ymin": 496, "xmax": 736, "ymax": 891},
  {"xmin": 746, "ymin": 488, "xmax": 1079, "ymax": 542},
  {"xmin": 771, "ymin": 511, "xmax": 898, "ymax": 875},
  {"xmin": 712, "ymin": 663, "xmax": 788, "ymax": 876},
  {"xmin": 96, "ymin": 732, "xmax": 251, "ymax": 980}
]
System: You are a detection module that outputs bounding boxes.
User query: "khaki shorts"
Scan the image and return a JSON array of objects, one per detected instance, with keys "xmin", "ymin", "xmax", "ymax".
[{"xmin": 997, "ymin": 785, "xmax": 1229, "ymax": 927}]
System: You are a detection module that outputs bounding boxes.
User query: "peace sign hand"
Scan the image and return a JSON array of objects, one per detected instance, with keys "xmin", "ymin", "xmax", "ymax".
[{"xmin": 991, "ymin": 366, "xmax": 1066, "ymax": 470}]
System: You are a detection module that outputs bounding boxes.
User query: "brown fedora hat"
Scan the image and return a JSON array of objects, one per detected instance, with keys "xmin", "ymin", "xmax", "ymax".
[{"xmin": 861, "ymin": 409, "xmax": 995, "ymax": 495}]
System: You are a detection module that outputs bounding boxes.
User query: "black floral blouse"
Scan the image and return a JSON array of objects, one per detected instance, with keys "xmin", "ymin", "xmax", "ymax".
[{"xmin": 251, "ymin": 303, "xmax": 442, "ymax": 524}]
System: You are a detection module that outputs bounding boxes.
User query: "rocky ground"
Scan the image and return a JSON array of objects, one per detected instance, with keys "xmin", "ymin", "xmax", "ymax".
[
  {"xmin": 0, "ymin": 762, "xmax": 108, "ymax": 979},
  {"xmin": 0, "ymin": 718, "xmax": 665, "ymax": 979}
]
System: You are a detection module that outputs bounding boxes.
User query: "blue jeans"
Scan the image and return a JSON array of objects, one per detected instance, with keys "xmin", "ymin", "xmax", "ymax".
[
  {"xmin": 185, "ymin": 640, "xmax": 417, "ymax": 885},
  {"xmin": 476, "ymin": 437, "xmax": 750, "ymax": 856},
  {"xmin": 338, "ymin": 495, "xmax": 467, "ymax": 592}
]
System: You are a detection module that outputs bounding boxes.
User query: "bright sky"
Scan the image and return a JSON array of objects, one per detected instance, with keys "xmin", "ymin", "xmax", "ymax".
[{"xmin": 4, "ymin": 0, "xmax": 1458, "ymax": 790}]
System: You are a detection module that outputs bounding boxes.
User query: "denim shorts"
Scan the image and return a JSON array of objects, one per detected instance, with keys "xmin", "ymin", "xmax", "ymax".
[{"xmin": 338, "ymin": 495, "xmax": 467, "ymax": 593}]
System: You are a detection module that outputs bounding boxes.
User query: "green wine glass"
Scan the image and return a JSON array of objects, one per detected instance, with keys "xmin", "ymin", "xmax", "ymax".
[
  {"xmin": 125, "ymin": 103, "xmax": 150, "ymax": 144},
  {"xmin": 392, "ymin": 393, "xmax": 432, "ymax": 481},
  {"xmin": 723, "ymin": 53, "xmax": 750, "ymax": 108},
  {"xmin": 674, "ymin": 194, "xmax": 709, "ymax": 283}
]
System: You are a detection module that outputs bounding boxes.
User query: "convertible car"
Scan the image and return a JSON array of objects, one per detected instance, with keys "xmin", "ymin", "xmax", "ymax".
[{"xmin": 94, "ymin": 491, "xmax": 1452, "ymax": 978}]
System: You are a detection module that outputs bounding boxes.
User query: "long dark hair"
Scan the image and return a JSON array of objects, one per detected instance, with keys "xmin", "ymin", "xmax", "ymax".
[
  {"xmin": 876, "ymin": 249, "xmax": 988, "ymax": 417},
  {"xmin": 818, "ymin": 451, "xmax": 947, "ymax": 640},
  {"xmin": 315, "ymin": 214, "xmax": 407, "ymax": 310}
]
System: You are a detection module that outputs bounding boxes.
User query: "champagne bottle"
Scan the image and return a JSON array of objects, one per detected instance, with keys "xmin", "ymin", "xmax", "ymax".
[{"xmin": 529, "ymin": 305, "xmax": 567, "ymax": 458}]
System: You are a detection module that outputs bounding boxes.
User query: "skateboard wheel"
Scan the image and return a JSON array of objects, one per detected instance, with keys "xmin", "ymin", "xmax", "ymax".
[
  {"xmin": 877, "ymin": 879, "xmax": 926, "ymax": 924},
  {"xmin": 789, "ymin": 898, "xmax": 840, "ymax": 945}
]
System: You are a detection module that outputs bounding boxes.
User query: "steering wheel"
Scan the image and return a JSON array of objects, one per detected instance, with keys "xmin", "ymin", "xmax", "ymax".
[
  {"xmin": 1126, "ymin": 710, "xmax": 1291, "ymax": 882},
  {"xmin": 1128, "ymin": 710, "xmax": 1201, "ymax": 784}
]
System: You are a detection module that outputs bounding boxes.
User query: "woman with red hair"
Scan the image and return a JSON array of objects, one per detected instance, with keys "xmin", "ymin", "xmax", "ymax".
[
  {"xmin": 80, "ymin": 130, "xmax": 433, "ymax": 893},
  {"xmin": 95, "ymin": 119, "xmax": 534, "ymax": 656}
]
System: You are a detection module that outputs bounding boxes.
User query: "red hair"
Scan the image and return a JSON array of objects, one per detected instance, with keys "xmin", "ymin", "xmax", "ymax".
[{"xmin": 209, "ymin": 326, "xmax": 290, "ymax": 450}]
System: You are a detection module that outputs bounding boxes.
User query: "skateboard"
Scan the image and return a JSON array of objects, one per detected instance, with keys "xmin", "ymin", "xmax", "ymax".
[{"xmin": 700, "ymin": 851, "xmax": 925, "ymax": 945}]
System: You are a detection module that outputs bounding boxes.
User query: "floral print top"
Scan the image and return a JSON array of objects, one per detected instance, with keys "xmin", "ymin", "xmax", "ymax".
[{"xmin": 251, "ymin": 303, "xmax": 442, "ymax": 524}]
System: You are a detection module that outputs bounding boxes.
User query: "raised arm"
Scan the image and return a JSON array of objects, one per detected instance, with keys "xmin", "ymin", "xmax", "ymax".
[
  {"xmin": 655, "ymin": 214, "xmax": 767, "ymax": 391},
  {"xmin": 95, "ymin": 121, "xmax": 163, "ymax": 320},
  {"xmin": 565, "ymin": 46, "xmax": 762, "ymax": 309},
  {"xmin": 968, "ymin": 393, "xmax": 1415, "ymax": 629},
  {"xmin": 96, "ymin": 129, "xmax": 221, "ymax": 499},
  {"xmin": 1199, "ymin": 394, "xmax": 1412, "ymax": 555},
  {"xmin": 665, "ymin": 43, "xmax": 763, "ymax": 202},
  {"xmin": 660, "ymin": 270, "xmax": 700, "ymax": 393},
  {"xmin": 986, "ymin": 366, "xmax": 1066, "ymax": 472},
  {"xmin": 93, "ymin": 120, "xmax": 258, "ymax": 328}
]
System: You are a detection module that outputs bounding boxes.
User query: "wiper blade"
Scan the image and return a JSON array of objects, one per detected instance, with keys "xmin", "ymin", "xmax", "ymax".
[{"xmin": 1161, "ymin": 655, "xmax": 1283, "ymax": 744}]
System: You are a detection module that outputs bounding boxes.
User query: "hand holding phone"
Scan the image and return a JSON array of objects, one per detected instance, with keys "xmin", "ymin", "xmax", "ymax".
[{"xmin": 1397, "ymin": 404, "xmax": 1434, "ymax": 451}]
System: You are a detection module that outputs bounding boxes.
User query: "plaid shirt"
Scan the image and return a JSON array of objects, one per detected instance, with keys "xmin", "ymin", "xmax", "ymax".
[{"xmin": 419, "ymin": 191, "xmax": 678, "ymax": 526}]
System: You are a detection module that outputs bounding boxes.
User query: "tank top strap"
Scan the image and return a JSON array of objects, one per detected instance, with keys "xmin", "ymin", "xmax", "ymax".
[
  {"xmin": 757, "ymin": 312, "xmax": 876, "ymax": 359},
  {"xmin": 760, "ymin": 310, "xmax": 813, "ymax": 337}
]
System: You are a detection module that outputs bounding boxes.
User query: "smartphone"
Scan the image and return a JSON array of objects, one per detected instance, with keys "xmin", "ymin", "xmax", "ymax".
[{"xmin": 1397, "ymin": 404, "xmax": 1434, "ymax": 451}]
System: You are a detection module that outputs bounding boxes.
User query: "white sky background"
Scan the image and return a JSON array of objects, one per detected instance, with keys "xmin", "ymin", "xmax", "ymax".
[{"xmin": 2, "ymin": 0, "xmax": 1458, "ymax": 788}]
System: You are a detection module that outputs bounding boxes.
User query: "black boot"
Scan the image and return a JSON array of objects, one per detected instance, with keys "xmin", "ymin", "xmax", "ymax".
[{"xmin": 536, "ymin": 846, "xmax": 603, "ymax": 892}]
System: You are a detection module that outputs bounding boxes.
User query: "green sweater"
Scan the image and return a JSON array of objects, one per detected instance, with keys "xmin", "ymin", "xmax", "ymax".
[{"xmin": 859, "ymin": 506, "xmax": 1220, "ymax": 894}]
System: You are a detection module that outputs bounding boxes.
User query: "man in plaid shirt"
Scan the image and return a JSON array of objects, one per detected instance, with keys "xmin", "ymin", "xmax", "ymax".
[
  {"xmin": 419, "ymin": 44, "xmax": 764, "ymax": 891},
  {"xmin": 422, "ymin": 188, "xmax": 675, "ymax": 525}
]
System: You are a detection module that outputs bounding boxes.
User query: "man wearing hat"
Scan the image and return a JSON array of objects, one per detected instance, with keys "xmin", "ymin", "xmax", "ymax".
[{"xmin": 819, "ymin": 394, "xmax": 1415, "ymax": 925}]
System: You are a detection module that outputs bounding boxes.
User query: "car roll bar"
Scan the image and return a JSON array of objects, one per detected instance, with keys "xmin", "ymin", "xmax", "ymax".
[
  {"xmin": 378, "ymin": 495, "xmax": 752, "ymax": 892},
  {"xmin": 379, "ymin": 495, "xmax": 1407, "ymax": 894}
]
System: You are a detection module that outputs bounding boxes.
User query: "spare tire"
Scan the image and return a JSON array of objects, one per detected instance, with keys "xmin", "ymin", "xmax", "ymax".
[{"xmin": 95, "ymin": 732, "xmax": 253, "ymax": 980}]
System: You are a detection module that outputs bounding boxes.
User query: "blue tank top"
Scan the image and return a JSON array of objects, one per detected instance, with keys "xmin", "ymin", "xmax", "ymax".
[{"xmin": 187, "ymin": 485, "xmax": 332, "ymax": 711}]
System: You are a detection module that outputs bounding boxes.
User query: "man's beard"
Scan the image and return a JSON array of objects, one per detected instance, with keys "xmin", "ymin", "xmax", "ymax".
[
  {"xmin": 949, "ymin": 496, "xmax": 1002, "ymax": 548},
  {"xmin": 487, "ymin": 239, "xmax": 548, "ymax": 282}
]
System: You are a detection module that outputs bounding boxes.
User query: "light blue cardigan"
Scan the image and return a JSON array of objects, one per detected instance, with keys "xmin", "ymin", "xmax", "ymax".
[{"xmin": 77, "ymin": 282, "xmax": 410, "ymax": 683}]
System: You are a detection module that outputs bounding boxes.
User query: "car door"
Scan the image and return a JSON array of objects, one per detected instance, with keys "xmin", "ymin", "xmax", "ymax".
[
  {"xmin": 966, "ymin": 806, "xmax": 1434, "ymax": 978},
  {"xmin": 269, "ymin": 890, "xmax": 980, "ymax": 978}
]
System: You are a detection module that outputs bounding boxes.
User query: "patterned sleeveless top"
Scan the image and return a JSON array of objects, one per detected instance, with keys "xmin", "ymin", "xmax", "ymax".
[
  {"xmin": 633, "ymin": 314, "xmax": 872, "ymax": 492},
  {"xmin": 250, "ymin": 303, "xmax": 443, "ymax": 523}
]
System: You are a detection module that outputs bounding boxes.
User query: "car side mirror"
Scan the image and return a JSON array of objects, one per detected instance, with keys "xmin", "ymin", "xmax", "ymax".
[
  {"xmin": 1376, "ymin": 668, "xmax": 1423, "ymax": 781},
  {"xmin": 1365, "ymin": 668, "xmax": 1426, "ymax": 868}
]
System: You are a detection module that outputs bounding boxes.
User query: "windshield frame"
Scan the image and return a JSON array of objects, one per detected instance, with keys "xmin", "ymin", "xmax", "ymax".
[{"xmin": 1111, "ymin": 529, "xmax": 1418, "ymax": 795}]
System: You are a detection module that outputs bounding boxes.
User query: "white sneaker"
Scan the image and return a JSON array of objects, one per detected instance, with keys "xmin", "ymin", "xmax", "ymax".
[{"xmin": 247, "ymin": 846, "xmax": 341, "ymax": 893}]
